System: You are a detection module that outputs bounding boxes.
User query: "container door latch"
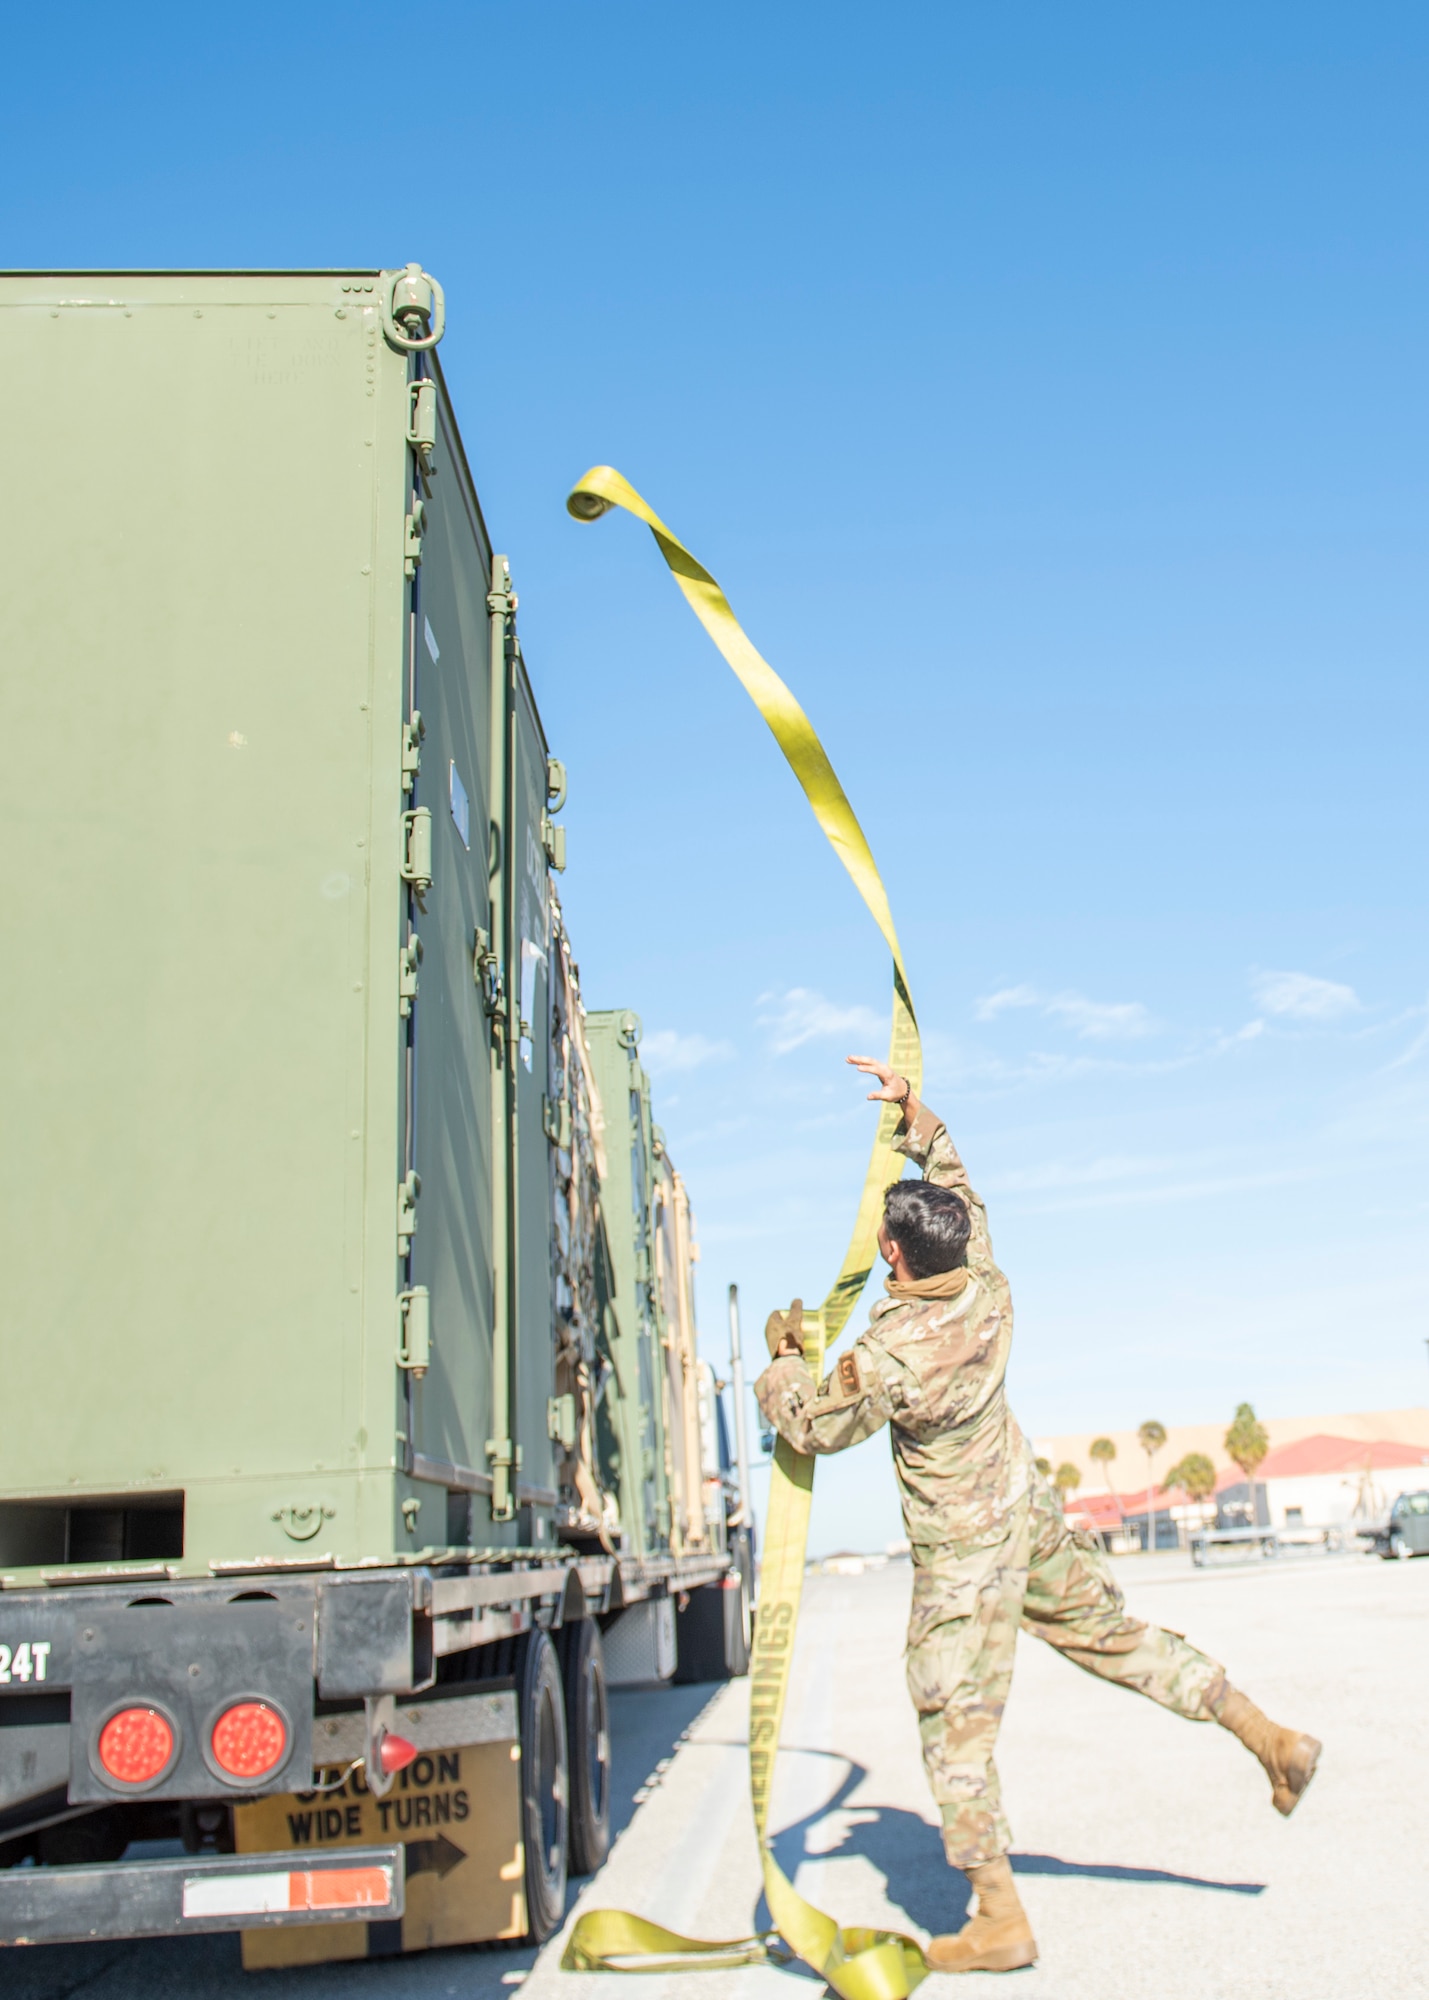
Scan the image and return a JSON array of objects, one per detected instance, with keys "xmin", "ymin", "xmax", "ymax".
[
  {"xmin": 404, "ymin": 500, "xmax": 425, "ymax": 578},
  {"xmin": 397, "ymin": 1171, "xmax": 421, "ymax": 1257},
  {"xmin": 486, "ymin": 1437, "xmax": 522, "ymax": 1523},
  {"xmin": 398, "ymin": 935, "xmax": 422, "ymax": 1018}
]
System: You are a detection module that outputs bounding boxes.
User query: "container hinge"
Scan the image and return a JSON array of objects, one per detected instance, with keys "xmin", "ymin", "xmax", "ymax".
[
  {"xmin": 397, "ymin": 1170, "xmax": 421, "ymax": 1256},
  {"xmin": 486, "ymin": 1437, "xmax": 522, "ymax": 1523},
  {"xmin": 546, "ymin": 757, "xmax": 567, "ymax": 812},
  {"xmin": 401, "ymin": 809, "xmax": 432, "ymax": 909},
  {"xmin": 401, "ymin": 709, "xmax": 424, "ymax": 794},
  {"xmin": 398, "ymin": 934, "xmax": 423, "ymax": 1018},
  {"xmin": 542, "ymin": 814, "xmax": 567, "ymax": 873},
  {"xmin": 404, "ymin": 500, "xmax": 425, "ymax": 578},
  {"xmin": 407, "ymin": 378, "xmax": 437, "ymax": 470},
  {"xmin": 542, "ymin": 1095, "xmax": 572, "ymax": 1149},
  {"xmin": 486, "ymin": 587, "xmax": 516, "ymax": 620},
  {"xmin": 381, "ymin": 264, "xmax": 446, "ymax": 353},
  {"xmin": 397, "ymin": 1286, "xmax": 431, "ymax": 1378},
  {"xmin": 473, "ymin": 926, "xmax": 506, "ymax": 1027},
  {"xmin": 547, "ymin": 1395, "xmax": 577, "ymax": 1452}
]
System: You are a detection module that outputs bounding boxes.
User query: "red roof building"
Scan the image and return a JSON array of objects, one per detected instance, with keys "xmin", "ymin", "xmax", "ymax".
[{"xmin": 1062, "ymin": 1434, "xmax": 1429, "ymax": 1542}]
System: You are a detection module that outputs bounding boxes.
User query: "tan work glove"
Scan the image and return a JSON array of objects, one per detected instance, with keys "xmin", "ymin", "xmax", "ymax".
[{"xmin": 765, "ymin": 1297, "xmax": 806, "ymax": 1360}]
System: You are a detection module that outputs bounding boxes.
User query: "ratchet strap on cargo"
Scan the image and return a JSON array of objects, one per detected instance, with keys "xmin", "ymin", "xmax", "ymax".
[{"xmin": 561, "ymin": 468, "xmax": 926, "ymax": 2000}]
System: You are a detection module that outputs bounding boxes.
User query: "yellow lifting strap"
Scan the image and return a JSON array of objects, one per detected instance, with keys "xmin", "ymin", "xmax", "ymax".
[{"xmin": 561, "ymin": 467, "xmax": 927, "ymax": 2000}]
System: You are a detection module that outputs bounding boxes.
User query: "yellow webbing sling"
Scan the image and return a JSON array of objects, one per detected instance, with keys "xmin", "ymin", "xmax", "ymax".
[{"xmin": 561, "ymin": 468, "xmax": 927, "ymax": 2000}]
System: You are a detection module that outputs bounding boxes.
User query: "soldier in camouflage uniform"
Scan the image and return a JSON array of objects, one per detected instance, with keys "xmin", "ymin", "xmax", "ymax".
[{"xmin": 755, "ymin": 1056, "xmax": 1322, "ymax": 1975}]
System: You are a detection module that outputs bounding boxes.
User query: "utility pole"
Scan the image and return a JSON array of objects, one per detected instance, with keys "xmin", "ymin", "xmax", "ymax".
[{"xmin": 727, "ymin": 1284, "xmax": 753, "ymax": 1530}]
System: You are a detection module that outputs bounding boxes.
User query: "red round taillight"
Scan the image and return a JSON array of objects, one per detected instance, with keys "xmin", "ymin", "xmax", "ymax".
[
  {"xmin": 98, "ymin": 1707, "xmax": 175, "ymax": 1786},
  {"xmin": 210, "ymin": 1700, "xmax": 288, "ymax": 1781}
]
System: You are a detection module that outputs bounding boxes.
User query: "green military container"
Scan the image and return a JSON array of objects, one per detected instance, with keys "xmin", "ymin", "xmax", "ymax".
[
  {"xmin": 0, "ymin": 267, "xmax": 750, "ymax": 1961},
  {"xmin": 585, "ymin": 1011, "xmax": 669, "ymax": 1560}
]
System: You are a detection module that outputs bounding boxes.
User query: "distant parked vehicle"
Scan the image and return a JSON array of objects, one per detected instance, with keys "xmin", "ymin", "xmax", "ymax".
[
  {"xmin": 1189, "ymin": 1524, "xmax": 1351, "ymax": 1565},
  {"xmin": 1373, "ymin": 1491, "xmax": 1429, "ymax": 1560}
]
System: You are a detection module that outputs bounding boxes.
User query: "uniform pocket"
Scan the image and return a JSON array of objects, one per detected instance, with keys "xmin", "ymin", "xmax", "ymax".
[{"xmin": 906, "ymin": 1547, "xmax": 1002, "ymax": 1651}]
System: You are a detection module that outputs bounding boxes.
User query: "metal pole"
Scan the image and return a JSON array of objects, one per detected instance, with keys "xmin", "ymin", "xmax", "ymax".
[{"xmin": 727, "ymin": 1284, "xmax": 753, "ymax": 1527}]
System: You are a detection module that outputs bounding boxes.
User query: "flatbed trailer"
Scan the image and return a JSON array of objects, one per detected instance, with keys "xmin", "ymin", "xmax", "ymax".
[
  {"xmin": 0, "ymin": 266, "xmax": 753, "ymax": 1962},
  {"xmin": 0, "ymin": 1542, "xmax": 741, "ymax": 1953}
]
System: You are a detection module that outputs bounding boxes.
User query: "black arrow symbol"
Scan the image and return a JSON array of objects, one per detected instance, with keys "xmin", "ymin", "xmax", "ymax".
[{"xmin": 405, "ymin": 1834, "xmax": 466, "ymax": 1881}]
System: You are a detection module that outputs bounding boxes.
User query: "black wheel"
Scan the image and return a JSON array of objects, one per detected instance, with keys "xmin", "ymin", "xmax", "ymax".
[
  {"xmin": 516, "ymin": 1629, "xmax": 568, "ymax": 1942},
  {"xmin": 560, "ymin": 1618, "xmax": 611, "ymax": 1874},
  {"xmin": 674, "ymin": 1533, "xmax": 753, "ymax": 1684}
]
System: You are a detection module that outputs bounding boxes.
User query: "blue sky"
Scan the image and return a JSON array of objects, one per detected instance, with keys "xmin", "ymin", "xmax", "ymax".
[{"xmin": 13, "ymin": 4, "xmax": 1428, "ymax": 1552}]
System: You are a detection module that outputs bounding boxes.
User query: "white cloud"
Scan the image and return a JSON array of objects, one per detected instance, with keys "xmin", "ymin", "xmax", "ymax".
[
  {"xmin": 757, "ymin": 987, "xmax": 885, "ymax": 1056},
  {"xmin": 975, "ymin": 985, "xmax": 1040, "ymax": 1022},
  {"xmin": 639, "ymin": 1029, "xmax": 734, "ymax": 1075},
  {"xmin": 1384, "ymin": 1012, "xmax": 1429, "ymax": 1072},
  {"xmin": 974, "ymin": 985, "xmax": 1154, "ymax": 1041},
  {"xmin": 989, "ymin": 1154, "xmax": 1164, "ymax": 1195},
  {"xmin": 1252, "ymin": 970, "xmax": 1361, "ymax": 1022},
  {"xmin": 1205, "ymin": 1018, "xmax": 1265, "ymax": 1054},
  {"xmin": 1049, "ymin": 994, "xmax": 1154, "ymax": 1040}
]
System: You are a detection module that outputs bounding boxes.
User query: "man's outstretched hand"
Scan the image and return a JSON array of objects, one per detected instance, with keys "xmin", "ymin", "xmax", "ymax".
[
  {"xmin": 847, "ymin": 1053, "xmax": 916, "ymax": 1114},
  {"xmin": 765, "ymin": 1298, "xmax": 806, "ymax": 1360}
]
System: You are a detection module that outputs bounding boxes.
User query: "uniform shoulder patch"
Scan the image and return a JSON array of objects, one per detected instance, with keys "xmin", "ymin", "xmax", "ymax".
[{"xmin": 836, "ymin": 1351, "xmax": 861, "ymax": 1398}]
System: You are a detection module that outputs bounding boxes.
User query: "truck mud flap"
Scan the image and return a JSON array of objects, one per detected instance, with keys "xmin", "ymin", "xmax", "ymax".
[{"xmin": 0, "ymin": 1843, "xmax": 403, "ymax": 1947}]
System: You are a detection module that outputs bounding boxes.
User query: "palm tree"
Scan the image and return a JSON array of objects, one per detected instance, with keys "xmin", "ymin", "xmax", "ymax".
[
  {"xmin": 1138, "ymin": 1420, "xmax": 1167, "ymax": 1551},
  {"xmin": 1164, "ymin": 1452, "xmax": 1217, "ymax": 1505},
  {"xmin": 1163, "ymin": 1452, "xmax": 1217, "ymax": 1547},
  {"xmin": 1053, "ymin": 1462, "xmax": 1081, "ymax": 1508},
  {"xmin": 1224, "ymin": 1402, "xmax": 1270, "ymax": 1528},
  {"xmin": 1089, "ymin": 1437, "xmax": 1121, "ymax": 1525}
]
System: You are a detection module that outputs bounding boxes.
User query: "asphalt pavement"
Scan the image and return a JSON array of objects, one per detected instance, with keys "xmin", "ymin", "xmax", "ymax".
[
  {"xmin": 9, "ymin": 1547, "xmax": 1427, "ymax": 2000},
  {"xmin": 535, "ymin": 1546, "xmax": 1427, "ymax": 2000}
]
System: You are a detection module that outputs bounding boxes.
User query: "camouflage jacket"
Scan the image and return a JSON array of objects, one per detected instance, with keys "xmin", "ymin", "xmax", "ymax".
[{"xmin": 755, "ymin": 1105, "xmax": 1032, "ymax": 1560}]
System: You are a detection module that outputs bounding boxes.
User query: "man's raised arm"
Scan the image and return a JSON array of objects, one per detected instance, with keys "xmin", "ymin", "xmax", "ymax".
[{"xmin": 846, "ymin": 1055, "xmax": 993, "ymax": 1273}]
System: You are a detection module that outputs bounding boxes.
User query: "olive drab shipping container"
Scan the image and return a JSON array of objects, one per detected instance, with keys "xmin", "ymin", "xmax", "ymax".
[{"xmin": 0, "ymin": 268, "xmax": 707, "ymax": 1577}]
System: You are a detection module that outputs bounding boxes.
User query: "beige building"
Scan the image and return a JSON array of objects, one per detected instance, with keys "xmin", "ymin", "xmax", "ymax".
[{"xmin": 1031, "ymin": 1406, "xmax": 1429, "ymax": 1499}]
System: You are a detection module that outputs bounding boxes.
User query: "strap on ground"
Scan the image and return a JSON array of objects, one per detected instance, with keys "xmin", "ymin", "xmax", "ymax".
[{"xmin": 561, "ymin": 468, "xmax": 927, "ymax": 2000}]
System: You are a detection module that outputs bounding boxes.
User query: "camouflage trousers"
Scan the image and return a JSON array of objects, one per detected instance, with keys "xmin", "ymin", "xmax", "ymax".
[{"xmin": 906, "ymin": 1476, "xmax": 1226, "ymax": 1870}]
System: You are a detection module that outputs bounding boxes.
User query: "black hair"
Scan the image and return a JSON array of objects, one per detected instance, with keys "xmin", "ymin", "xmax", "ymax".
[{"xmin": 882, "ymin": 1178, "xmax": 971, "ymax": 1279}]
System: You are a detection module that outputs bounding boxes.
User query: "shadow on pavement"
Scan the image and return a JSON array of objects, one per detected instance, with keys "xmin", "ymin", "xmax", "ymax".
[
  {"xmin": 763, "ymin": 1753, "xmax": 1265, "ymax": 1947},
  {"xmin": 606, "ymin": 1679, "xmax": 724, "ymax": 1847},
  {"xmin": 763, "ymin": 1753, "xmax": 971, "ymax": 1941},
  {"xmin": 1010, "ymin": 1852, "xmax": 1265, "ymax": 1895}
]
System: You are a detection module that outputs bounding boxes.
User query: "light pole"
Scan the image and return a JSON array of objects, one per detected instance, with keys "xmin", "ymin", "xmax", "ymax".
[{"xmin": 727, "ymin": 1284, "xmax": 753, "ymax": 1531}]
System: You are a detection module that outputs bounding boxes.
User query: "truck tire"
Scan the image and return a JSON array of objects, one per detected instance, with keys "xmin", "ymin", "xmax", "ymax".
[
  {"xmin": 560, "ymin": 1618, "xmax": 611, "ymax": 1874},
  {"xmin": 517, "ymin": 1629, "xmax": 569, "ymax": 1942},
  {"xmin": 674, "ymin": 1535, "xmax": 753, "ymax": 1684}
]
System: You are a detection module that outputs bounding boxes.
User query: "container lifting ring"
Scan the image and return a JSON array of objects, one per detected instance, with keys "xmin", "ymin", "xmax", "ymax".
[{"xmin": 382, "ymin": 264, "xmax": 446, "ymax": 352}]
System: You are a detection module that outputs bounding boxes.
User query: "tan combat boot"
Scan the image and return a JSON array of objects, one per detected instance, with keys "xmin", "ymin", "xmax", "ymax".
[
  {"xmin": 926, "ymin": 1856, "xmax": 1037, "ymax": 1974},
  {"xmin": 1213, "ymin": 1684, "xmax": 1322, "ymax": 1816}
]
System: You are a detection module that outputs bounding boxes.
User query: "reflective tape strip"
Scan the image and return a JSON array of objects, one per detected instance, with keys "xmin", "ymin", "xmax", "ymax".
[
  {"xmin": 181, "ymin": 1865, "xmax": 394, "ymax": 1920},
  {"xmin": 183, "ymin": 1873, "xmax": 291, "ymax": 1919},
  {"xmin": 300, "ymin": 1866, "xmax": 395, "ymax": 1911}
]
